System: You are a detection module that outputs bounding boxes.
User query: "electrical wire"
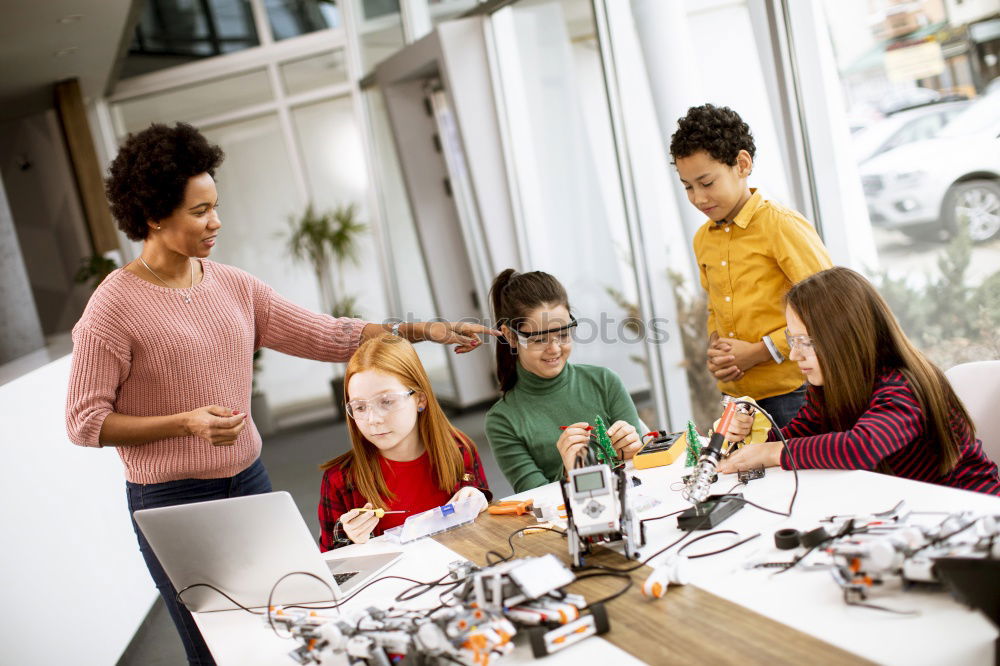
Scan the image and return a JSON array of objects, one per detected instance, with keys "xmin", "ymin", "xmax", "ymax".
[
  {"xmin": 570, "ymin": 571, "xmax": 634, "ymax": 609},
  {"xmin": 282, "ymin": 573, "xmax": 453, "ymax": 612},
  {"xmin": 842, "ymin": 588, "xmax": 920, "ymax": 616},
  {"xmin": 726, "ymin": 400, "xmax": 799, "ymax": 518},
  {"xmin": 484, "ymin": 525, "xmax": 566, "ymax": 565},
  {"xmin": 677, "ymin": 530, "xmax": 761, "ymax": 559},
  {"xmin": 174, "ymin": 583, "xmax": 266, "ymax": 615}
]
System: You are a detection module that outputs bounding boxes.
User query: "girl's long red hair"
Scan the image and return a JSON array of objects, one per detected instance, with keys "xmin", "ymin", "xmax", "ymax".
[{"xmin": 320, "ymin": 335, "xmax": 471, "ymax": 504}]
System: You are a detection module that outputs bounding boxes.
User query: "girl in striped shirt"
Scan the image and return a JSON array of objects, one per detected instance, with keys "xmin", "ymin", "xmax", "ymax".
[{"xmin": 719, "ymin": 267, "xmax": 999, "ymax": 495}]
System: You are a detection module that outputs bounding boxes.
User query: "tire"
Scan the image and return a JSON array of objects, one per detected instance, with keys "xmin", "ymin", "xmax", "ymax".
[
  {"xmin": 589, "ymin": 602, "xmax": 611, "ymax": 634},
  {"xmin": 529, "ymin": 627, "xmax": 549, "ymax": 657},
  {"xmin": 943, "ymin": 179, "xmax": 1000, "ymax": 243}
]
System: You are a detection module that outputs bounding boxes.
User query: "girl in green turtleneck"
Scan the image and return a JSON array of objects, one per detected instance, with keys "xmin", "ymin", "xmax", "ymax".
[{"xmin": 485, "ymin": 269, "xmax": 644, "ymax": 493}]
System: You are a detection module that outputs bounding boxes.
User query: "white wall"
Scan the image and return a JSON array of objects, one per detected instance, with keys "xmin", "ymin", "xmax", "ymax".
[{"xmin": 0, "ymin": 355, "xmax": 155, "ymax": 665}]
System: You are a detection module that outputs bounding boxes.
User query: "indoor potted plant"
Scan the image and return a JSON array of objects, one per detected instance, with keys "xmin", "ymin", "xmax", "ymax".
[{"xmin": 284, "ymin": 202, "xmax": 367, "ymax": 419}]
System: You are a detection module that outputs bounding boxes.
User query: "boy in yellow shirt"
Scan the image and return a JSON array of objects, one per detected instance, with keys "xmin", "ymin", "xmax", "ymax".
[{"xmin": 669, "ymin": 104, "xmax": 831, "ymax": 426}]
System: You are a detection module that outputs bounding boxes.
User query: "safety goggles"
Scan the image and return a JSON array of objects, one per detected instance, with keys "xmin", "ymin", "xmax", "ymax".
[
  {"xmin": 785, "ymin": 329, "xmax": 816, "ymax": 355},
  {"xmin": 346, "ymin": 389, "xmax": 416, "ymax": 420},
  {"xmin": 512, "ymin": 315, "xmax": 578, "ymax": 350}
]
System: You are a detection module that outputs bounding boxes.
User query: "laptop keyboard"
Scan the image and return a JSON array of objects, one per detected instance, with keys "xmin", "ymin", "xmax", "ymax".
[{"xmin": 325, "ymin": 561, "xmax": 361, "ymax": 587}]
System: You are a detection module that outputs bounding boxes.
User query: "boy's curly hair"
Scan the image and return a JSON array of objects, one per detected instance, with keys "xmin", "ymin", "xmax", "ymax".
[
  {"xmin": 669, "ymin": 104, "xmax": 755, "ymax": 166},
  {"xmin": 106, "ymin": 122, "xmax": 225, "ymax": 241}
]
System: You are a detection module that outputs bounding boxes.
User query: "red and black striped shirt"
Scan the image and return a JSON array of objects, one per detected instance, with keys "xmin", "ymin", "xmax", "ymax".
[
  {"xmin": 777, "ymin": 369, "xmax": 1000, "ymax": 495},
  {"xmin": 318, "ymin": 430, "xmax": 492, "ymax": 551}
]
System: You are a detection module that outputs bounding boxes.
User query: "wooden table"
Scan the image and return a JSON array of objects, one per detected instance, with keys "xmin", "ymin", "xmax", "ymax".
[{"xmin": 435, "ymin": 510, "xmax": 868, "ymax": 665}]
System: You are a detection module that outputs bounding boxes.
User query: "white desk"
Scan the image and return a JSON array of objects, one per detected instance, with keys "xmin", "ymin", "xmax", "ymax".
[
  {"xmin": 194, "ymin": 536, "xmax": 642, "ymax": 665},
  {"xmin": 195, "ymin": 460, "xmax": 1000, "ymax": 665}
]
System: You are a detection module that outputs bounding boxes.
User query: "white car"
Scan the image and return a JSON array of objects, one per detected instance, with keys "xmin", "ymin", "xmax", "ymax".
[
  {"xmin": 852, "ymin": 101, "xmax": 969, "ymax": 164},
  {"xmin": 858, "ymin": 91, "xmax": 1000, "ymax": 242}
]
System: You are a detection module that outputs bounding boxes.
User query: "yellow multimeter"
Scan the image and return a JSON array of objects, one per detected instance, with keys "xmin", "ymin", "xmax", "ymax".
[{"xmin": 633, "ymin": 431, "xmax": 687, "ymax": 469}]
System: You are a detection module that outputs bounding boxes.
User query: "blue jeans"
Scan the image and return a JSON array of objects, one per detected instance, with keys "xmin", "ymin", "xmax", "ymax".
[
  {"xmin": 754, "ymin": 385, "xmax": 807, "ymax": 429},
  {"xmin": 126, "ymin": 458, "xmax": 272, "ymax": 666}
]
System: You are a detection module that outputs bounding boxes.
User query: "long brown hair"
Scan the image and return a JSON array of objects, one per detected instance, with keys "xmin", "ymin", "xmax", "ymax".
[
  {"xmin": 488, "ymin": 269, "xmax": 570, "ymax": 394},
  {"xmin": 320, "ymin": 335, "xmax": 471, "ymax": 504},
  {"xmin": 786, "ymin": 267, "xmax": 973, "ymax": 474}
]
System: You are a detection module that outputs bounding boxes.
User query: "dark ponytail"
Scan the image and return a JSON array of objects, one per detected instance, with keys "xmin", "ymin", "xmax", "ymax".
[{"xmin": 488, "ymin": 269, "xmax": 570, "ymax": 394}]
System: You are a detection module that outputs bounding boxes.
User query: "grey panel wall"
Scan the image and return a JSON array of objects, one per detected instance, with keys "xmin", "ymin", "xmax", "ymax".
[
  {"xmin": 0, "ymin": 175, "xmax": 44, "ymax": 364},
  {"xmin": 0, "ymin": 110, "xmax": 93, "ymax": 336}
]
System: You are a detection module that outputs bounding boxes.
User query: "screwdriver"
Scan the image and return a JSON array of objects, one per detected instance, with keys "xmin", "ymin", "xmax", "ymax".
[{"xmin": 354, "ymin": 507, "xmax": 407, "ymax": 518}]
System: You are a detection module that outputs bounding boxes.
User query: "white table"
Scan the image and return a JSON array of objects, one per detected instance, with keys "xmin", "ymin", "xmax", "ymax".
[{"xmin": 195, "ymin": 459, "xmax": 1000, "ymax": 665}]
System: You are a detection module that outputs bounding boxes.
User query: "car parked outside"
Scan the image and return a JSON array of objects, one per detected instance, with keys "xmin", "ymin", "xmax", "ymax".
[
  {"xmin": 852, "ymin": 100, "xmax": 969, "ymax": 164},
  {"xmin": 858, "ymin": 90, "xmax": 1000, "ymax": 242}
]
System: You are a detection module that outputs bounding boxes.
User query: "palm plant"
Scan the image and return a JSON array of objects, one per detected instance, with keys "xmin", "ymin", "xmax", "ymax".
[
  {"xmin": 74, "ymin": 254, "xmax": 119, "ymax": 290},
  {"xmin": 284, "ymin": 203, "xmax": 367, "ymax": 318}
]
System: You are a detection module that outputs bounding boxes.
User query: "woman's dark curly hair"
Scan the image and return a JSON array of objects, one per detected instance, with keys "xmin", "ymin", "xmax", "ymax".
[
  {"xmin": 669, "ymin": 104, "xmax": 755, "ymax": 166},
  {"xmin": 106, "ymin": 122, "xmax": 224, "ymax": 241}
]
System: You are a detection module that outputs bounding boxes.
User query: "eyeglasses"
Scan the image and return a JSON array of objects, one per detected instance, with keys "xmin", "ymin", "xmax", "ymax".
[
  {"xmin": 785, "ymin": 329, "xmax": 816, "ymax": 355},
  {"xmin": 346, "ymin": 390, "xmax": 415, "ymax": 420},
  {"xmin": 513, "ymin": 315, "xmax": 578, "ymax": 350}
]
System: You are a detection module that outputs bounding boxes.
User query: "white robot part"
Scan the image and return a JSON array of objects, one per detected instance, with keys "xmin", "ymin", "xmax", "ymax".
[{"xmin": 642, "ymin": 557, "xmax": 690, "ymax": 599}]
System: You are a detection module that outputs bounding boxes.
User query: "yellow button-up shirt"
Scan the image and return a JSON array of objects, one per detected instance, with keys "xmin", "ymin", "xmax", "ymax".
[{"xmin": 693, "ymin": 189, "xmax": 832, "ymax": 400}]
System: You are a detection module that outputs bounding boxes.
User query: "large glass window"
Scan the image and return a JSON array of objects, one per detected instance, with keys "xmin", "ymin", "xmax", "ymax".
[
  {"xmin": 490, "ymin": 0, "xmax": 650, "ymax": 408},
  {"xmin": 290, "ymin": 97, "xmax": 388, "ymax": 322},
  {"xmin": 122, "ymin": 0, "xmax": 260, "ymax": 78},
  {"xmin": 279, "ymin": 50, "xmax": 350, "ymax": 95},
  {"xmin": 265, "ymin": 0, "xmax": 342, "ymax": 39},
  {"xmin": 362, "ymin": 88, "xmax": 456, "ymax": 398},
  {"xmin": 822, "ymin": 0, "xmax": 1000, "ymax": 367},
  {"xmin": 429, "ymin": 0, "xmax": 479, "ymax": 27},
  {"xmin": 200, "ymin": 114, "xmax": 337, "ymax": 406},
  {"xmin": 112, "ymin": 69, "xmax": 274, "ymax": 134},
  {"xmin": 353, "ymin": 0, "xmax": 406, "ymax": 73}
]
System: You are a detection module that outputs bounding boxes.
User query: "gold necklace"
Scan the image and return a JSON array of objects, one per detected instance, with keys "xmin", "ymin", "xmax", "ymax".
[{"xmin": 138, "ymin": 256, "xmax": 195, "ymax": 304}]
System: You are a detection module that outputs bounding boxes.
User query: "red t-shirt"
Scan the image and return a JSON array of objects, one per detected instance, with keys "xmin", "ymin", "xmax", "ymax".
[
  {"xmin": 376, "ymin": 452, "xmax": 452, "ymax": 531},
  {"xmin": 318, "ymin": 431, "xmax": 492, "ymax": 551}
]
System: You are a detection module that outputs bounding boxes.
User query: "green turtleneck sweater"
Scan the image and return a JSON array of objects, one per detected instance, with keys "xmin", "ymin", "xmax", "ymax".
[{"xmin": 485, "ymin": 363, "xmax": 642, "ymax": 493}]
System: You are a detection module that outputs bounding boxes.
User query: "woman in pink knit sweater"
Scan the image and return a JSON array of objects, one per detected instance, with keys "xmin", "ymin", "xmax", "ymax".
[{"xmin": 65, "ymin": 122, "xmax": 494, "ymax": 665}]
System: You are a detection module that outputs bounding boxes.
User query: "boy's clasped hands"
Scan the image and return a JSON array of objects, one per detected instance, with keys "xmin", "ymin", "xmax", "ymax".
[{"xmin": 707, "ymin": 332, "xmax": 771, "ymax": 383}]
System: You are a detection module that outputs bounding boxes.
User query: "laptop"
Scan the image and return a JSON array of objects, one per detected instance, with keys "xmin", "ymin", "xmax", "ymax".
[{"xmin": 133, "ymin": 491, "xmax": 401, "ymax": 612}]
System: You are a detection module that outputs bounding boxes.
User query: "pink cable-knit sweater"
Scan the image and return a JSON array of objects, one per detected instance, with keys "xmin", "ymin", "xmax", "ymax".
[{"xmin": 66, "ymin": 260, "xmax": 367, "ymax": 484}]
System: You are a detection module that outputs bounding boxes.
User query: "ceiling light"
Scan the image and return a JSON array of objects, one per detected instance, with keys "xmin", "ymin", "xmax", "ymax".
[
  {"xmin": 59, "ymin": 14, "xmax": 84, "ymax": 24},
  {"xmin": 55, "ymin": 47, "xmax": 79, "ymax": 57}
]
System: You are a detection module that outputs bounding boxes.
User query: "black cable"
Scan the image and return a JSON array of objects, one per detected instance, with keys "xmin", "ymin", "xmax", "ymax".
[
  {"xmin": 394, "ymin": 571, "xmax": 455, "ymax": 603},
  {"xmin": 283, "ymin": 574, "xmax": 448, "ymax": 612},
  {"xmin": 266, "ymin": 571, "xmax": 337, "ymax": 637},
  {"xmin": 677, "ymin": 530, "xmax": 761, "ymax": 559},
  {"xmin": 639, "ymin": 508, "xmax": 685, "ymax": 527},
  {"xmin": 842, "ymin": 588, "xmax": 920, "ymax": 616},
  {"xmin": 909, "ymin": 518, "xmax": 978, "ymax": 555},
  {"xmin": 174, "ymin": 583, "xmax": 265, "ymax": 615},
  {"xmin": 571, "ymin": 571, "xmax": 634, "ymax": 609},
  {"xmin": 579, "ymin": 510, "xmax": 716, "ymax": 574},
  {"xmin": 484, "ymin": 525, "xmax": 566, "ymax": 565},
  {"xmin": 732, "ymin": 400, "xmax": 799, "ymax": 518}
]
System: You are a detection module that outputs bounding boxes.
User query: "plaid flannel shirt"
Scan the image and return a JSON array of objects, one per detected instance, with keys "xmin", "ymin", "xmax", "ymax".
[{"xmin": 318, "ymin": 430, "xmax": 492, "ymax": 551}]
